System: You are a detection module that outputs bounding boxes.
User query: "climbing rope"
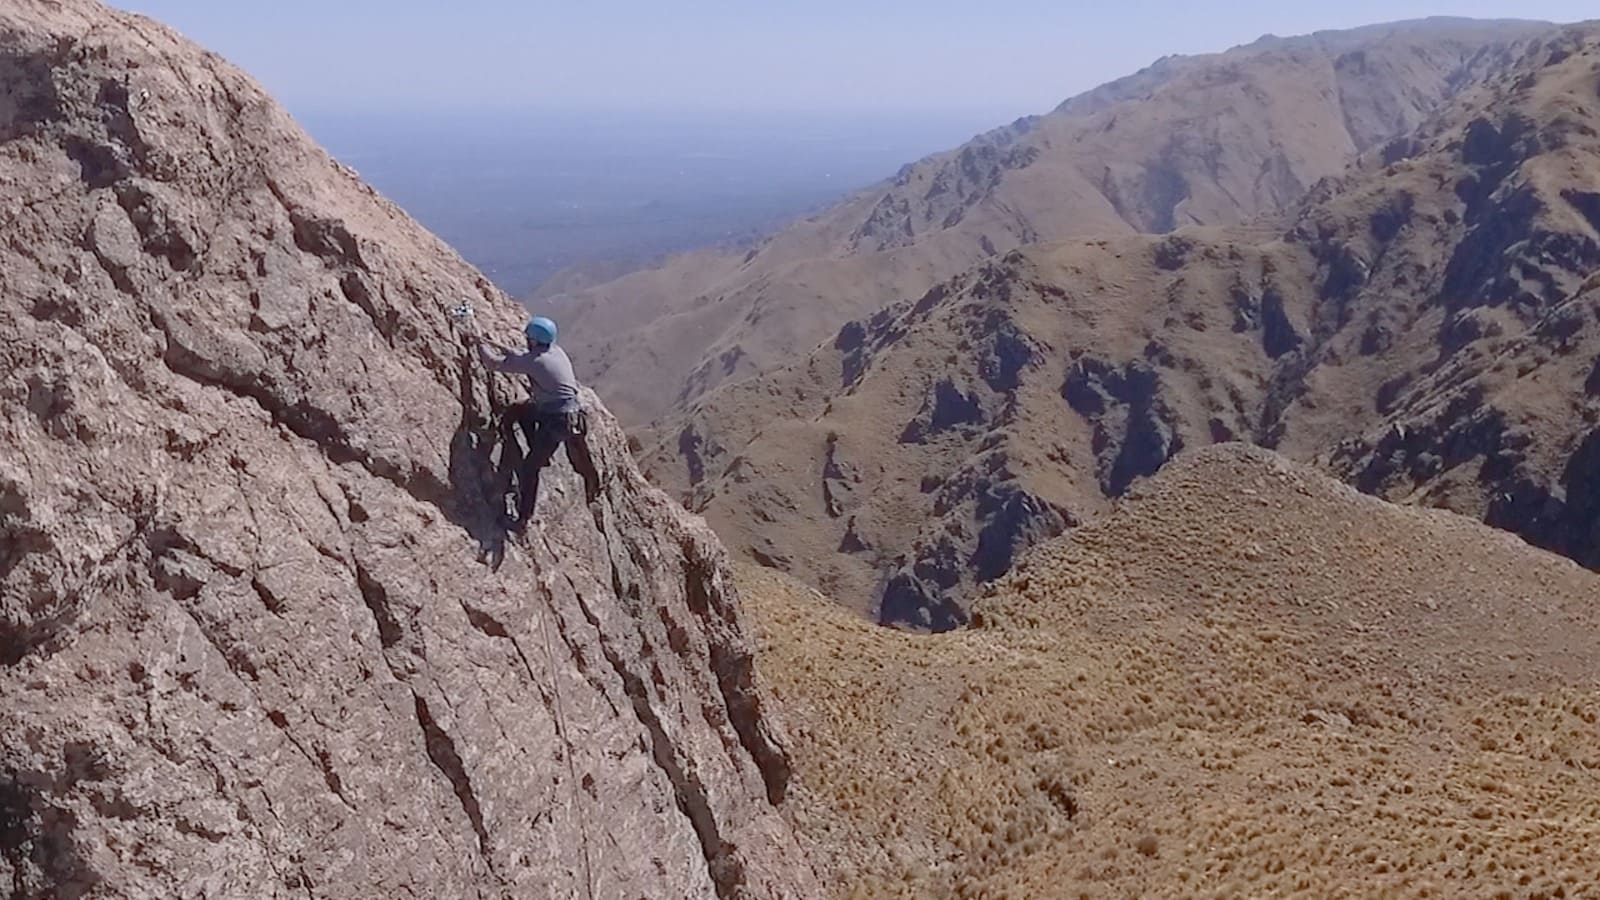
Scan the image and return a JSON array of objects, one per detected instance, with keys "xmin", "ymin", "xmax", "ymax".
[
  {"xmin": 534, "ymin": 552, "xmax": 597, "ymax": 900},
  {"xmin": 453, "ymin": 298, "xmax": 596, "ymax": 897}
]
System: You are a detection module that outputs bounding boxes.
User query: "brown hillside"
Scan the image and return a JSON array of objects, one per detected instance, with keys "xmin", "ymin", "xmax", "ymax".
[
  {"xmin": 656, "ymin": 231, "xmax": 1306, "ymax": 627},
  {"xmin": 746, "ymin": 445, "xmax": 1600, "ymax": 898},
  {"xmin": 543, "ymin": 20, "xmax": 1549, "ymax": 425},
  {"xmin": 649, "ymin": 23, "xmax": 1600, "ymax": 628}
]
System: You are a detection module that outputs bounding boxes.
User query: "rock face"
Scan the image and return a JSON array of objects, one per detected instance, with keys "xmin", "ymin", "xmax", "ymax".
[{"xmin": 0, "ymin": 3, "xmax": 816, "ymax": 897}]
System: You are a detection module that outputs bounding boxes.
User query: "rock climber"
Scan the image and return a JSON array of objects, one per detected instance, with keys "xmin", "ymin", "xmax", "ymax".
[{"xmin": 476, "ymin": 316, "xmax": 601, "ymax": 531}]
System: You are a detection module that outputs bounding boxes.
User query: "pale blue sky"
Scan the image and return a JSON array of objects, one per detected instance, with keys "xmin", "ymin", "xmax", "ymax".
[{"xmin": 109, "ymin": 1, "xmax": 1597, "ymax": 120}]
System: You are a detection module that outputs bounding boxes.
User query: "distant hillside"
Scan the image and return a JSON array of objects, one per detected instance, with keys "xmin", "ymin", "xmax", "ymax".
[
  {"xmin": 545, "ymin": 18, "xmax": 1551, "ymax": 426},
  {"xmin": 310, "ymin": 109, "xmax": 989, "ymax": 298},
  {"xmin": 646, "ymin": 24, "xmax": 1600, "ymax": 628}
]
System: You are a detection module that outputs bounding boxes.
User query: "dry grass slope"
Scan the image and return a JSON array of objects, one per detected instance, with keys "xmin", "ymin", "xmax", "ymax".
[{"xmin": 745, "ymin": 445, "xmax": 1600, "ymax": 898}]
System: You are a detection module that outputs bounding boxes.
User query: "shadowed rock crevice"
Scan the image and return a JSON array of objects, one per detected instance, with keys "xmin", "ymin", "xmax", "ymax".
[
  {"xmin": 679, "ymin": 425, "xmax": 709, "ymax": 487},
  {"xmin": 879, "ymin": 568, "xmax": 969, "ymax": 633},
  {"xmin": 1064, "ymin": 357, "xmax": 1185, "ymax": 496},
  {"xmin": 58, "ymin": 76, "xmax": 153, "ymax": 190},
  {"xmin": 684, "ymin": 551, "xmax": 792, "ymax": 807},
  {"xmin": 979, "ymin": 316, "xmax": 1038, "ymax": 392},
  {"xmin": 353, "ymin": 564, "xmax": 403, "ymax": 650},
  {"xmin": 972, "ymin": 488, "xmax": 1073, "ymax": 583},
  {"xmin": 1486, "ymin": 430, "xmax": 1600, "ymax": 569},
  {"xmin": 0, "ymin": 47, "xmax": 64, "ymax": 138},
  {"xmin": 0, "ymin": 768, "xmax": 102, "ymax": 900},
  {"xmin": 900, "ymin": 377, "xmax": 985, "ymax": 444},
  {"xmin": 1139, "ymin": 160, "xmax": 1192, "ymax": 233},
  {"xmin": 1260, "ymin": 289, "xmax": 1305, "ymax": 358},
  {"xmin": 411, "ymin": 694, "xmax": 494, "ymax": 867},
  {"xmin": 570, "ymin": 585, "xmax": 748, "ymax": 900},
  {"xmin": 820, "ymin": 433, "xmax": 859, "ymax": 519},
  {"xmin": 115, "ymin": 181, "xmax": 200, "ymax": 273}
]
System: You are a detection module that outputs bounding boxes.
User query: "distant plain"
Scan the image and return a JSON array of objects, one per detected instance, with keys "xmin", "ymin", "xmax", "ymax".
[{"xmin": 305, "ymin": 109, "xmax": 1004, "ymax": 296}]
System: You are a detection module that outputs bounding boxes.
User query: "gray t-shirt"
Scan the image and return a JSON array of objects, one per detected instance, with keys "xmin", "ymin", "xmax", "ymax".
[{"xmin": 482, "ymin": 342, "xmax": 581, "ymax": 413}]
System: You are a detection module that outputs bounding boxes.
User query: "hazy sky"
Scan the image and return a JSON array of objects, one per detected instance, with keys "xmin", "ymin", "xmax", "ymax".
[{"xmin": 109, "ymin": 1, "xmax": 1597, "ymax": 120}]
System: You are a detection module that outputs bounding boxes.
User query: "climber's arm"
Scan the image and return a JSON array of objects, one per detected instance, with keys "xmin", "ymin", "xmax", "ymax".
[{"xmin": 476, "ymin": 338, "xmax": 531, "ymax": 373}]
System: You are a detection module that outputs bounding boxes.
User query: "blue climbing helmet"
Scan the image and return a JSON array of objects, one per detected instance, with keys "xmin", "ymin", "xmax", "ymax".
[{"xmin": 525, "ymin": 316, "xmax": 558, "ymax": 346}]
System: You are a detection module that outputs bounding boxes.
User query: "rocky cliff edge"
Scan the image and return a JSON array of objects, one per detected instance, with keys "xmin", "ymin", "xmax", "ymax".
[{"xmin": 0, "ymin": 2, "xmax": 817, "ymax": 896}]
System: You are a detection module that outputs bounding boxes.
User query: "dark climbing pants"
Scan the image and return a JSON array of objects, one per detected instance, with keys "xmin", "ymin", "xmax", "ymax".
[{"xmin": 502, "ymin": 404, "xmax": 600, "ymax": 528}]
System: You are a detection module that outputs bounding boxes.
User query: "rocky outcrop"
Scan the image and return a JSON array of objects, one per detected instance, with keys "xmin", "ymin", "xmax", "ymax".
[
  {"xmin": 0, "ymin": 3, "xmax": 816, "ymax": 897},
  {"xmin": 1063, "ymin": 357, "xmax": 1185, "ymax": 497},
  {"xmin": 877, "ymin": 478, "xmax": 1074, "ymax": 632},
  {"xmin": 898, "ymin": 377, "xmax": 986, "ymax": 444},
  {"xmin": 1328, "ymin": 279, "xmax": 1600, "ymax": 572},
  {"xmin": 850, "ymin": 130, "xmax": 1044, "ymax": 253}
]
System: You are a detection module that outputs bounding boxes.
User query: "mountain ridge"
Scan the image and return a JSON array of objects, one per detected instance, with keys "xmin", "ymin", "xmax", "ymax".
[
  {"xmin": 545, "ymin": 17, "xmax": 1554, "ymax": 426},
  {"xmin": 645, "ymin": 22, "xmax": 1600, "ymax": 627}
]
